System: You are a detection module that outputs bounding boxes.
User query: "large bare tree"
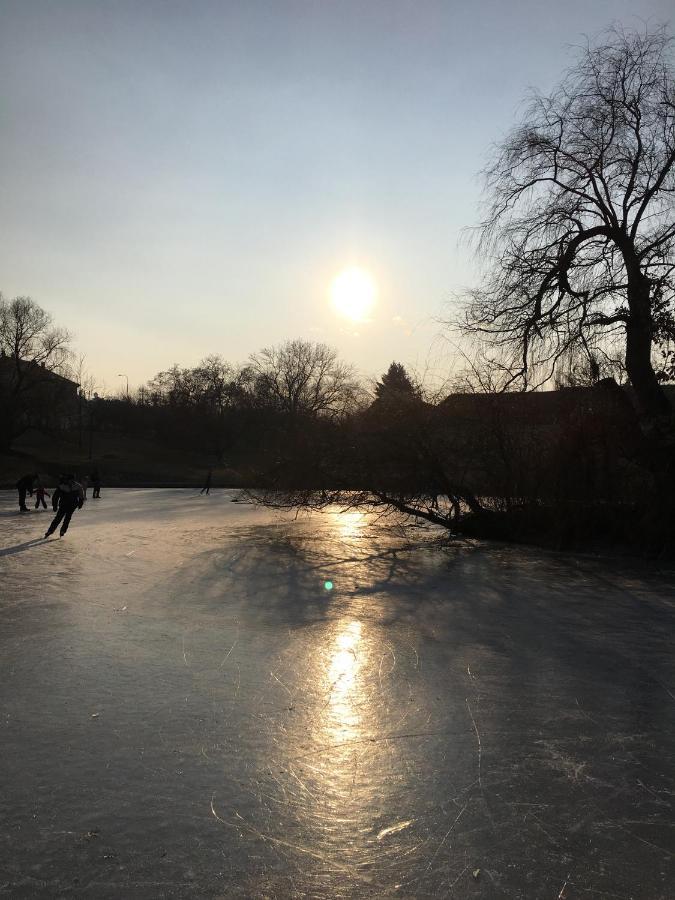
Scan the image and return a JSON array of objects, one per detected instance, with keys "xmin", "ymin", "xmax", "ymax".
[
  {"xmin": 464, "ymin": 26, "xmax": 675, "ymax": 425},
  {"xmin": 250, "ymin": 339, "xmax": 362, "ymax": 419}
]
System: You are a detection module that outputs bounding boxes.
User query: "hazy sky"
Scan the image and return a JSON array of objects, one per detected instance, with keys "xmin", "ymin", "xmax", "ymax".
[{"xmin": 1, "ymin": 0, "xmax": 672, "ymax": 392}]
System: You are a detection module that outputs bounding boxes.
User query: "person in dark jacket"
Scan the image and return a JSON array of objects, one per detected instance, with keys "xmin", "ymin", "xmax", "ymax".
[
  {"xmin": 16, "ymin": 473, "xmax": 37, "ymax": 511},
  {"xmin": 90, "ymin": 468, "xmax": 102, "ymax": 498},
  {"xmin": 44, "ymin": 475, "xmax": 85, "ymax": 538},
  {"xmin": 200, "ymin": 469, "xmax": 212, "ymax": 495}
]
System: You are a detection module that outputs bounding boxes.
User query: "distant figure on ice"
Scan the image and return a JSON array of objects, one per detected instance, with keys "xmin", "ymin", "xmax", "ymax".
[
  {"xmin": 200, "ymin": 469, "xmax": 212, "ymax": 495},
  {"xmin": 44, "ymin": 475, "xmax": 85, "ymax": 539},
  {"xmin": 34, "ymin": 481, "xmax": 50, "ymax": 510},
  {"xmin": 90, "ymin": 469, "xmax": 101, "ymax": 498},
  {"xmin": 81, "ymin": 474, "xmax": 89, "ymax": 499},
  {"xmin": 16, "ymin": 473, "xmax": 36, "ymax": 512}
]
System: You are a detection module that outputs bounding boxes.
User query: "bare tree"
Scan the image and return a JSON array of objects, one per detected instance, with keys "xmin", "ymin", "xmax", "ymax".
[
  {"xmin": 0, "ymin": 295, "xmax": 72, "ymax": 449},
  {"xmin": 0, "ymin": 295, "xmax": 71, "ymax": 370},
  {"xmin": 450, "ymin": 346, "xmax": 522, "ymax": 394},
  {"xmin": 462, "ymin": 25, "xmax": 675, "ymax": 425},
  {"xmin": 192, "ymin": 355, "xmax": 234, "ymax": 412},
  {"xmin": 71, "ymin": 354, "xmax": 99, "ymax": 400},
  {"xmin": 250, "ymin": 339, "xmax": 362, "ymax": 419},
  {"xmin": 553, "ymin": 343, "xmax": 627, "ymax": 388}
]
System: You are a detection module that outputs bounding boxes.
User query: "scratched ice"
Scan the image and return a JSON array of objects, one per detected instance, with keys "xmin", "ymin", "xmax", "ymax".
[{"xmin": 1, "ymin": 489, "xmax": 674, "ymax": 898}]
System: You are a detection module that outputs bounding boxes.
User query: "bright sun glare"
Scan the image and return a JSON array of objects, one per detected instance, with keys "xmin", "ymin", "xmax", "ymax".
[{"xmin": 331, "ymin": 267, "xmax": 377, "ymax": 322}]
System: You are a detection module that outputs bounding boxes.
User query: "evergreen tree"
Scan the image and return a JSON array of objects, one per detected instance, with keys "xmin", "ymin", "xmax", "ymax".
[{"xmin": 374, "ymin": 362, "xmax": 418, "ymax": 402}]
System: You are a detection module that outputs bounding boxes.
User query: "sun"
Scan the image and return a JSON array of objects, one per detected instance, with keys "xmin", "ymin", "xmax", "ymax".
[{"xmin": 331, "ymin": 267, "xmax": 377, "ymax": 322}]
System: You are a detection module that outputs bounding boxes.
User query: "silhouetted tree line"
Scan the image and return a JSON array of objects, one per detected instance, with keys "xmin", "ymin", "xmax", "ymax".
[
  {"xmin": 3, "ymin": 297, "xmax": 674, "ymax": 551},
  {"xmin": 87, "ymin": 336, "xmax": 664, "ymax": 552},
  {"xmin": 84, "ymin": 341, "xmax": 365, "ymax": 475},
  {"xmin": 246, "ymin": 362, "xmax": 675, "ymax": 554}
]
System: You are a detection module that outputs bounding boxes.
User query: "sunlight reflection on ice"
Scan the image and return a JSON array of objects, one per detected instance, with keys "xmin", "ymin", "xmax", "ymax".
[
  {"xmin": 325, "ymin": 620, "xmax": 365, "ymax": 749},
  {"xmin": 332, "ymin": 509, "xmax": 365, "ymax": 540}
]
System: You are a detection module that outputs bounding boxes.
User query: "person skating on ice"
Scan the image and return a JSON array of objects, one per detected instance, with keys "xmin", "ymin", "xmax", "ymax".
[
  {"xmin": 44, "ymin": 474, "xmax": 85, "ymax": 538},
  {"xmin": 16, "ymin": 473, "xmax": 37, "ymax": 512},
  {"xmin": 34, "ymin": 480, "xmax": 50, "ymax": 510}
]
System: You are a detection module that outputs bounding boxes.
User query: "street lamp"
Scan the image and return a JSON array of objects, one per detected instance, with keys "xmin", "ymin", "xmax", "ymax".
[{"xmin": 118, "ymin": 373, "xmax": 129, "ymax": 399}]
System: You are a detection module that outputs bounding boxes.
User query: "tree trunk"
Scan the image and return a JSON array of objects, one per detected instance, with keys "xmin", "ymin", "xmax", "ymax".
[{"xmin": 624, "ymin": 269, "xmax": 670, "ymax": 422}]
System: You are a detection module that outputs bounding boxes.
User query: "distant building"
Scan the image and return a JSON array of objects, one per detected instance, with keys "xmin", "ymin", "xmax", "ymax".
[
  {"xmin": 0, "ymin": 355, "xmax": 80, "ymax": 434},
  {"xmin": 435, "ymin": 379, "xmax": 660, "ymax": 501},
  {"xmin": 439, "ymin": 379, "xmax": 674, "ymax": 427}
]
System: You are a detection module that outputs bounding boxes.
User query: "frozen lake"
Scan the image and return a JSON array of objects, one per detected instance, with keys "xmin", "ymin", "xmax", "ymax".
[{"xmin": 1, "ymin": 488, "xmax": 674, "ymax": 898}]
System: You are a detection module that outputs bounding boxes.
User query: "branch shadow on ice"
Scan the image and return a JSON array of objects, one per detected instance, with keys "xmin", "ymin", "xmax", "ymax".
[
  {"xmin": 161, "ymin": 519, "xmax": 477, "ymax": 629},
  {"xmin": 0, "ymin": 537, "xmax": 48, "ymax": 557},
  {"xmin": 162, "ymin": 518, "xmax": 675, "ymax": 711}
]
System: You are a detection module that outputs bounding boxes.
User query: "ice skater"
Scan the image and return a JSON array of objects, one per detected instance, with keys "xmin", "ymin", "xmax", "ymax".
[
  {"xmin": 200, "ymin": 469, "xmax": 212, "ymax": 495},
  {"xmin": 44, "ymin": 474, "xmax": 85, "ymax": 539},
  {"xmin": 91, "ymin": 468, "xmax": 101, "ymax": 499},
  {"xmin": 16, "ymin": 473, "xmax": 36, "ymax": 512},
  {"xmin": 34, "ymin": 481, "xmax": 50, "ymax": 510}
]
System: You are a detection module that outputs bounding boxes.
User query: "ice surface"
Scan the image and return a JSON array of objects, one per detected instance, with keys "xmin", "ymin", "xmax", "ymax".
[{"xmin": 1, "ymin": 489, "xmax": 674, "ymax": 898}]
